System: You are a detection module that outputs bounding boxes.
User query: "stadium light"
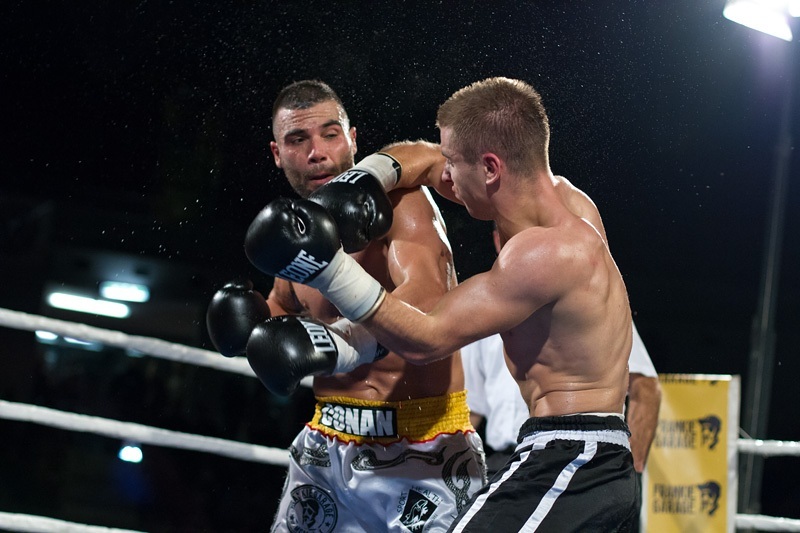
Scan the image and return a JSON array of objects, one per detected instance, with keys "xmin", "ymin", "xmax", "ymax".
[
  {"xmin": 99, "ymin": 281, "xmax": 150, "ymax": 303},
  {"xmin": 723, "ymin": 0, "xmax": 794, "ymax": 41},
  {"xmin": 47, "ymin": 292, "xmax": 130, "ymax": 319}
]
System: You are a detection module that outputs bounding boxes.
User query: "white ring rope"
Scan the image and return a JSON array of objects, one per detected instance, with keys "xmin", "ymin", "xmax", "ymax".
[
  {"xmin": 735, "ymin": 514, "xmax": 800, "ymax": 532},
  {"xmin": 2, "ymin": 306, "xmax": 800, "ymax": 532},
  {"xmin": 0, "ymin": 399, "xmax": 290, "ymax": 466},
  {"xmin": 0, "ymin": 511, "xmax": 146, "ymax": 533},
  {"xmin": 738, "ymin": 438, "xmax": 800, "ymax": 457},
  {"xmin": 0, "ymin": 306, "xmax": 312, "ymax": 388},
  {"xmin": 0, "ymin": 307, "xmax": 254, "ymax": 377}
]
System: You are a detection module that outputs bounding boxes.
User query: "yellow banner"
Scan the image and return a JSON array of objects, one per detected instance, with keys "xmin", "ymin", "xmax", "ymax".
[{"xmin": 643, "ymin": 374, "xmax": 740, "ymax": 533}]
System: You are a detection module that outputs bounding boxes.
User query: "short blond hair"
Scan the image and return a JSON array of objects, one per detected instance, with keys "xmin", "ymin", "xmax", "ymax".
[{"xmin": 436, "ymin": 77, "xmax": 550, "ymax": 174}]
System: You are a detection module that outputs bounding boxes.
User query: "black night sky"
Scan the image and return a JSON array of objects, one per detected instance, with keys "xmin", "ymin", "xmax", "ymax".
[{"xmin": 1, "ymin": 1, "xmax": 799, "ymax": 530}]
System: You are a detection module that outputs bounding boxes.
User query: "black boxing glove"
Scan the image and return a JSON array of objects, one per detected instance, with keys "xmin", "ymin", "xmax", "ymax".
[
  {"xmin": 206, "ymin": 278, "xmax": 270, "ymax": 357},
  {"xmin": 246, "ymin": 316, "xmax": 388, "ymax": 396},
  {"xmin": 244, "ymin": 198, "xmax": 385, "ymax": 322},
  {"xmin": 308, "ymin": 153, "xmax": 400, "ymax": 253},
  {"xmin": 244, "ymin": 197, "xmax": 340, "ymax": 282}
]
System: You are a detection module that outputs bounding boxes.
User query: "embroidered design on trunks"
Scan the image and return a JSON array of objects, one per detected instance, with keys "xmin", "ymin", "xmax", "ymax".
[
  {"xmin": 351, "ymin": 447, "xmax": 445, "ymax": 471},
  {"xmin": 286, "ymin": 484, "xmax": 337, "ymax": 532},
  {"xmin": 291, "ymin": 442, "xmax": 331, "ymax": 467},
  {"xmin": 351, "ymin": 446, "xmax": 475, "ymax": 512}
]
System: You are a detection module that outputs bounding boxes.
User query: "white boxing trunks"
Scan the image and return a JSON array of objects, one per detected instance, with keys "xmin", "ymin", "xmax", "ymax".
[{"xmin": 271, "ymin": 390, "xmax": 486, "ymax": 533}]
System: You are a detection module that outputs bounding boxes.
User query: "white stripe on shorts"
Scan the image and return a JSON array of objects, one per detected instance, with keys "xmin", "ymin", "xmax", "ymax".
[
  {"xmin": 520, "ymin": 440, "xmax": 598, "ymax": 532},
  {"xmin": 452, "ymin": 427, "xmax": 623, "ymax": 533},
  {"xmin": 450, "ymin": 441, "xmax": 544, "ymax": 533}
]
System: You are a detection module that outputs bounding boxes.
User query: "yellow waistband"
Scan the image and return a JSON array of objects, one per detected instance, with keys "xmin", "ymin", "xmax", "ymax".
[{"xmin": 308, "ymin": 390, "xmax": 473, "ymax": 444}]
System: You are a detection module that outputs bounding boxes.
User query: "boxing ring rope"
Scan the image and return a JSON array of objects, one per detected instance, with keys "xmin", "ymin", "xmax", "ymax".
[
  {"xmin": 0, "ymin": 400, "xmax": 290, "ymax": 466},
  {"xmin": 0, "ymin": 307, "xmax": 255, "ymax": 377},
  {"xmin": 738, "ymin": 439, "xmax": 800, "ymax": 457},
  {"xmin": 0, "ymin": 511, "xmax": 146, "ymax": 533},
  {"xmin": 1, "ymin": 306, "xmax": 799, "ymax": 532},
  {"xmin": 735, "ymin": 515, "xmax": 800, "ymax": 533}
]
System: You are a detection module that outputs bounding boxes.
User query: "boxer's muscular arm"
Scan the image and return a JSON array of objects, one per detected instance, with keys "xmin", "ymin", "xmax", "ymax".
[
  {"xmin": 363, "ymin": 230, "xmax": 570, "ymax": 363},
  {"xmin": 627, "ymin": 373, "xmax": 662, "ymax": 472},
  {"xmin": 383, "ymin": 187, "xmax": 454, "ymax": 313},
  {"xmin": 243, "ymin": 196, "xmax": 571, "ymax": 363},
  {"xmin": 380, "ymin": 141, "xmax": 459, "ymax": 204}
]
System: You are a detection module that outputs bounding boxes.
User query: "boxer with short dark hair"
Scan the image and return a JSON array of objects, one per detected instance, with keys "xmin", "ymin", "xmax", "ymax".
[
  {"xmin": 247, "ymin": 77, "xmax": 640, "ymax": 531},
  {"xmin": 210, "ymin": 80, "xmax": 485, "ymax": 532}
]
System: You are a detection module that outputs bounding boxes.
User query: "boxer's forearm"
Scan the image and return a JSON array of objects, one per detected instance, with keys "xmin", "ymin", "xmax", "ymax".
[
  {"xmin": 379, "ymin": 141, "xmax": 457, "ymax": 202},
  {"xmin": 627, "ymin": 374, "xmax": 662, "ymax": 473}
]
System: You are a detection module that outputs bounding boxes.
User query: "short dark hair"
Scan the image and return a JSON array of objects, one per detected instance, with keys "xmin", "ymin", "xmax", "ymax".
[{"xmin": 272, "ymin": 79, "xmax": 346, "ymax": 122}]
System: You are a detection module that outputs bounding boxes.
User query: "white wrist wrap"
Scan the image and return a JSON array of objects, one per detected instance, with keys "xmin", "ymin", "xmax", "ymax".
[
  {"xmin": 354, "ymin": 152, "xmax": 401, "ymax": 191},
  {"xmin": 328, "ymin": 319, "xmax": 381, "ymax": 374},
  {"xmin": 307, "ymin": 248, "xmax": 386, "ymax": 321}
]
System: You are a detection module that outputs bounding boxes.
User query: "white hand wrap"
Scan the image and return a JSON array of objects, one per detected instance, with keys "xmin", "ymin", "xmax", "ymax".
[
  {"xmin": 307, "ymin": 248, "xmax": 386, "ymax": 322},
  {"xmin": 353, "ymin": 152, "xmax": 401, "ymax": 191},
  {"xmin": 328, "ymin": 318, "xmax": 384, "ymax": 374}
]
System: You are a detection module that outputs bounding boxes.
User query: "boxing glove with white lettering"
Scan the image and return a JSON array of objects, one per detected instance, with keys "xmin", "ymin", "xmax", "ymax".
[
  {"xmin": 246, "ymin": 316, "xmax": 388, "ymax": 396},
  {"xmin": 308, "ymin": 153, "xmax": 400, "ymax": 253},
  {"xmin": 244, "ymin": 198, "xmax": 385, "ymax": 321}
]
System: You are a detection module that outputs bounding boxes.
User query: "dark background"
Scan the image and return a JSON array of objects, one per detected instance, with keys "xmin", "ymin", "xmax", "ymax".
[{"xmin": 1, "ymin": 1, "xmax": 799, "ymax": 531}]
